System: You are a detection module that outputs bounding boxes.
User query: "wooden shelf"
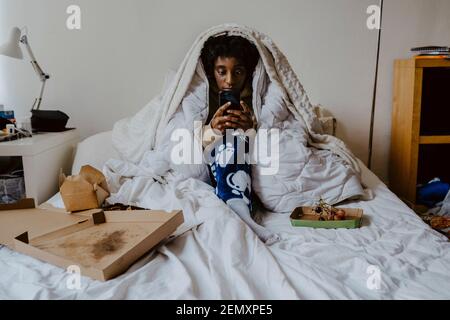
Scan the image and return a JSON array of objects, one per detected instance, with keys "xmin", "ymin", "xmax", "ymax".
[
  {"xmin": 419, "ymin": 135, "xmax": 450, "ymax": 144},
  {"xmin": 390, "ymin": 58, "xmax": 450, "ymax": 204},
  {"xmin": 415, "ymin": 59, "xmax": 450, "ymax": 68}
]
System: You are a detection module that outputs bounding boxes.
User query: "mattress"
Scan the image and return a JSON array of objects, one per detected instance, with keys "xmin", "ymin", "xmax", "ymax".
[{"xmin": 0, "ymin": 160, "xmax": 449, "ymax": 299}]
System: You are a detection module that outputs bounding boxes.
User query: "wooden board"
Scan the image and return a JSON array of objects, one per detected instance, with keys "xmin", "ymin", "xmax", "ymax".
[
  {"xmin": 390, "ymin": 59, "xmax": 416, "ymax": 202},
  {"xmin": 419, "ymin": 135, "xmax": 450, "ymax": 144},
  {"xmin": 389, "ymin": 59, "xmax": 423, "ymax": 203}
]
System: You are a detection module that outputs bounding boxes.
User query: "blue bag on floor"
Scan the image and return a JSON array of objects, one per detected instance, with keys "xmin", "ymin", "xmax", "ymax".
[{"xmin": 417, "ymin": 178, "xmax": 450, "ymax": 208}]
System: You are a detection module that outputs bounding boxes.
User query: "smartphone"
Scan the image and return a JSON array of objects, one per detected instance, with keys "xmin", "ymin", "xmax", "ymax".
[{"xmin": 219, "ymin": 90, "xmax": 242, "ymax": 111}]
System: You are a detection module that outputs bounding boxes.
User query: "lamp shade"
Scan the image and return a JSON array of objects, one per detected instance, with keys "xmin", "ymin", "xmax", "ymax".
[{"xmin": 0, "ymin": 27, "xmax": 23, "ymax": 59}]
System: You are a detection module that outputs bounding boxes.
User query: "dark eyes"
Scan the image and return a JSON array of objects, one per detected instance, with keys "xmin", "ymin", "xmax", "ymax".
[{"xmin": 217, "ymin": 69, "xmax": 244, "ymax": 76}]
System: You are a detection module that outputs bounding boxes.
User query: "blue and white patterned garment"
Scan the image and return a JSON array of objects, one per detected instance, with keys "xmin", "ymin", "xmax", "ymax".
[{"xmin": 207, "ymin": 133, "xmax": 252, "ymax": 211}]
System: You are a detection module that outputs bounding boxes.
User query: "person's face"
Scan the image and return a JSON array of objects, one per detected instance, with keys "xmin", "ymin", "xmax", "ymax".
[{"xmin": 213, "ymin": 56, "xmax": 247, "ymax": 93}]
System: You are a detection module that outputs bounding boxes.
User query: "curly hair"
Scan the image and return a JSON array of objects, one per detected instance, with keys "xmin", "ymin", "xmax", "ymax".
[{"xmin": 200, "ymin": 35, "xmax": 260, "ymax": 82}]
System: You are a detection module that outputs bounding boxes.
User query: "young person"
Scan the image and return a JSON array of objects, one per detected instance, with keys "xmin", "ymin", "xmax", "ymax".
[{"xmin": 200, "ymin": 36, "xmax": 280, "ymax": 245}]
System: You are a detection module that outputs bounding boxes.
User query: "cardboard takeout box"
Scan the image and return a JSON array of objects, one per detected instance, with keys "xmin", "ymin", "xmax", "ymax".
[{"xmin": 59, "ymin": 165, "xmax": 110, "ymax": 212}]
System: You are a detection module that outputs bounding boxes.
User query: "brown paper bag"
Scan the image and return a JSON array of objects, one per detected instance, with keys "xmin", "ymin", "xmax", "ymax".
[{"xmin": 59, "ymin": 165, "xmax": 110, "ymax": 212}]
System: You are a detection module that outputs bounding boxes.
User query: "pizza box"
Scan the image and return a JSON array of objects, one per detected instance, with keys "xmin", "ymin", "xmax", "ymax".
[
  {"xmin": 10, "ymin": 207, "xmax": 183, "ymax": 281},
  {"xmin": 290, "ymin": 206, "xmax": 363, "ymax": 229}
]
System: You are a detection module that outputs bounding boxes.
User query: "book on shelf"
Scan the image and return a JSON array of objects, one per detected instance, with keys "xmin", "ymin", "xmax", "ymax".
[
  {"xmin": 411, "ymin": 46, "xmax": 450, "ymax": 59},
  {"xmin": 0, "ymin": 110, "xmax": 16, "ymax": 124}
]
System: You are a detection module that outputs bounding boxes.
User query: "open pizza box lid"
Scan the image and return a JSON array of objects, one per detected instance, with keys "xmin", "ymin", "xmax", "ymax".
[
  {"xmin": 0, "ymin": 199, "xmax": 184, "ymax": 281},
  {"xmin": 0, "ymin": 199, "xmax": 88, "ymax": 248}
]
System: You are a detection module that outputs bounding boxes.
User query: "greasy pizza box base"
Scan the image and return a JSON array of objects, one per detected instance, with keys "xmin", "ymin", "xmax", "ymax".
[{"xmin": 13, "ymin": 209, "xmax": 184, "ymax": 281}]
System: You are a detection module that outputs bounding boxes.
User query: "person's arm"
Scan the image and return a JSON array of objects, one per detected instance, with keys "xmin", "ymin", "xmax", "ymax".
[{"xmin": 202, "ymin": 101, "xmax": 233, "ymax": 148}]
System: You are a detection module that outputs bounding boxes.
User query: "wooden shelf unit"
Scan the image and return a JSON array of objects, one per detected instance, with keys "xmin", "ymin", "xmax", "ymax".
[{"xmin": 390, "ymin": 58, "xmax": 450, "ymax": 205}]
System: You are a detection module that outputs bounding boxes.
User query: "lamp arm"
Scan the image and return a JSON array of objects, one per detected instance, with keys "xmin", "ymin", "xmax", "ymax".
[
  {"xmin": 31, "ymin": 79, "xmax": 46, "ymax": 111},
  {"xmin": 20, "ymin": 35, "xmax": 50, "ymax": 81},
  {"xmin": 20, "ymin": 34, "xmax": 50, "ymax": 110}
]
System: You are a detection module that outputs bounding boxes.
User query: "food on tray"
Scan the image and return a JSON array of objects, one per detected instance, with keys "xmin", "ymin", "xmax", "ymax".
[
  {"xmin": 313, "ymin": 198, "xmax": 346, "ymax": 221},
  {"xmin": 430, "ymin": 216, "xmax": 450, "ymax": 229}
]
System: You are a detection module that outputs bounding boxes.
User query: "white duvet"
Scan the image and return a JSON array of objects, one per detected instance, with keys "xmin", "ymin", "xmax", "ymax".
[
  {"xmin": 106, "ymin": 23, "xmax": 366, "ymax": 214},
  {"xmin": 0, "ymin": 160, "xmax": 449, "ymax": 299}
]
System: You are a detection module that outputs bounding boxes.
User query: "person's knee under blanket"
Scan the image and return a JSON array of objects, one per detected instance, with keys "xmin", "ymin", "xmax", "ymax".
[{"xmin": 207, "ymin": 133, "xmax": 280, "ymax": 245}]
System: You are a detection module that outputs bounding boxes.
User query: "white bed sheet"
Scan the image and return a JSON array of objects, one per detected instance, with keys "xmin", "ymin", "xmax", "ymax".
[{"xmin": 0, "ymin": 160, "xmax": 449, "ymax": 300}]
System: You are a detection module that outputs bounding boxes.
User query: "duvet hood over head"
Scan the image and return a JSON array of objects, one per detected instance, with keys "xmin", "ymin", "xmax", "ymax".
[{"xmin": 112, "ymin": 23, "xmax": 361, "ymax": 174}]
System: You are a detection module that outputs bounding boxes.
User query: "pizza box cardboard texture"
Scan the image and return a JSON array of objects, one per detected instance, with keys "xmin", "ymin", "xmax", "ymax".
[{"xmin": 0, "ymin": 199, "xmax": 184, "ymax": 281}]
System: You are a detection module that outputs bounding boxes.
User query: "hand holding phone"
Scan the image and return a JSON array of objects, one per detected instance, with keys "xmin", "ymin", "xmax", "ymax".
[
  {"xmin": 219, "ymin": 90, "xmax": 243, "ymax": 111},
  {"xmin": 212, "ymin": 90, "xmax": 254, "ymax": 133}
]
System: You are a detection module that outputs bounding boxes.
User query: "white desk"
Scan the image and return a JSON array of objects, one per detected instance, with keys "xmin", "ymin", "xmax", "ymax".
[{"xmin": 0, "ymin": 130, "xmax": 80, "ymax": 205}]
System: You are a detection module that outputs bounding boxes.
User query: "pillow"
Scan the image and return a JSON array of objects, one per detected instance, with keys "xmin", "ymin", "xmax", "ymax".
[
  {"xmin": 313, "ymin": 104, "xmax": 336, "ymax": 136},
  {"xmin": 71, "ymin": 131, "xmax": 119, "ymax": 175}
]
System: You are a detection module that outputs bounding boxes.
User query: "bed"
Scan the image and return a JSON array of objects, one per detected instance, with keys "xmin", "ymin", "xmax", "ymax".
[{"xmin": 0, "ymin": 131, "xmax": 449, "ymax": 300}]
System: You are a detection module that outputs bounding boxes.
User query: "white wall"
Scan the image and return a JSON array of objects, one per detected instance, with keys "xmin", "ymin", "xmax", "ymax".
[
  {"xmin": 0, "ymin": 0, "xmax": 378, "ymax": 160},
  {"xmin": 1, "ymin": 0, "xmax": 449, "ymax": 183}
]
